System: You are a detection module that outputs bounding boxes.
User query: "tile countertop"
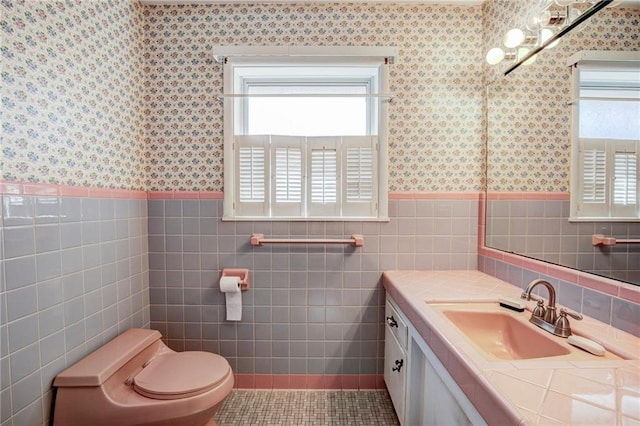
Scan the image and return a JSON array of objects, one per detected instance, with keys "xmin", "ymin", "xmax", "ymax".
[{"xmin": 382, "ymin": 270, "xmax": 640, "ymax": 426}]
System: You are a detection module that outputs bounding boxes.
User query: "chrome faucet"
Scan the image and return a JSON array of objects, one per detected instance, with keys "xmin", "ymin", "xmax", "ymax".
[
  {"xmin": 521, "ymin": 279, "xmax": 582, "ymax": 338},
  {"xmin": 521, "ymin": 279, "xmax": 558, "ymax": 324}
]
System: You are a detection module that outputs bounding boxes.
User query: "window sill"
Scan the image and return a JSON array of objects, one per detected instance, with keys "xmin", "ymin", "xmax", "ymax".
[
  {"xmin": 222, "ymin": 216, "xmax": 389, "ymax": 222},
  {"xmin": 569, "ymin": 216, "xmax": 640, "ymax": 223}
]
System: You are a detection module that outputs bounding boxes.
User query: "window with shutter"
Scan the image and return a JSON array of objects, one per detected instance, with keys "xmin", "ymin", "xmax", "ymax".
[
  {"xmin": 569, "ymin": 53, "xmax": 639, "ymax": 221},
  {"xmin": 218, "ymin": 46, "xmax": 393, "ymax": 220}
]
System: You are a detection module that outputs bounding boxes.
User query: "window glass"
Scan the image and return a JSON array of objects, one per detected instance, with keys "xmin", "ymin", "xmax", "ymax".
[{"xmin": 246, "ymin": 85, "xmax": 369, "ymax": 137}]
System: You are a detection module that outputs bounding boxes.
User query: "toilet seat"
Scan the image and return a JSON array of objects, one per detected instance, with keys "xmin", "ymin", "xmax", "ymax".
[{"xmin": 133, "ymin": 352, "xmax": 231, "ymax": 400}]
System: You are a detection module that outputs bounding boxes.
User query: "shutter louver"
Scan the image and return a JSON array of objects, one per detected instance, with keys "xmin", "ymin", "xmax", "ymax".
[
  {"xmin": 275, "ymin": 147, "xmax": 302, "ymax": 203},
  {"xmin": 582, "ymin": 149, "xmax": 606, "ymax": 203},
  {"xmin": 239, "ymin": 146, "xmax": 265, "ymax": 202},
  {"xmin": 346, "ymin": 147, "xmax": 374, "ymax": 201},
  {"xmin": 311, "ymin": 149, "xmax": 338, "ymax": 204},
  {"xmin": 614, "ymin": 152, "xmax": 637, "ymax": 206}
]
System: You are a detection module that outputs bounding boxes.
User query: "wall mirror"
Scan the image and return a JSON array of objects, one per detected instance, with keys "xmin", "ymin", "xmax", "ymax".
[{"xmin": 485, "ymin": 2, "xmax": 640, "ymax": 285}]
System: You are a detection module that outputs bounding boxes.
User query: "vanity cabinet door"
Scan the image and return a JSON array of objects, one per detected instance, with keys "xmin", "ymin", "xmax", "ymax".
[
  {"xmin": 384, "ymin": 321, "xmax": 407, "ymax": 424},
  {"xmin": 406, "ymin": 332, "xmax": 486, "ymax": 426},
  {"xmin": 385, "ymin": 299, "xmax": 408, "ymax": 349}
]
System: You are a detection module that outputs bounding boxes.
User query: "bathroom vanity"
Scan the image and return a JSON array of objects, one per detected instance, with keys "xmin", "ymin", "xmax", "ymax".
[
  {"xmin": 384, "ymin": 295, "xmax": 484, "ymax": 425},
  {"xmin": 383, "ymin": 270, "xmax": 640, "ymax": 425}
]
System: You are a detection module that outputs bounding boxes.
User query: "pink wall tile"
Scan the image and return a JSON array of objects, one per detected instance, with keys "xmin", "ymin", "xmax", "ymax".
[
  {"xmin": 619, "ymin": 284, "xmax": 640, "ymax": 304},
  {"xmin": 0, "ymin": 181, "xmax": 22, "ymax": 194},
  {"xmin": 342, "ymin": 375, "xmax": 360, "ymax": 390},
  {"xmin": 199, "ymin": 191, "xmax": 224, "ymax": 199},
  {"xmin": 173, "ymin": 191, "xmax": 200, "ymax": 199},
  {"xmin": 323, "ymin": 375, "xmax": 342, "ymax": 390},
  {"xmin": 288, "ymin": 375, "xmax": 308, "ymax": 389},
  {"xmin": 234, "ymin": 374, "xmax": 255, "ymax": 389},
  {"xmin": 577, "ymin": 272, "xmax": 619, "ymax": 296},
  {"xmin": 88, "ymin": 187, "xmax": 114, "ymax": 198},
  {"xmin": 306, "ymin": 375, "xmax": 325, "ymax": 389},
  {"xmin": 59, "ymin": 185, "xmax": 90, "ymax": 197},
  {"xmin": 22, "ymin": 183, "xmax": 59, "ymax": 196},
  {"xmin": 389, "ymin": 192, "xmax": 482, "ymax": 200},
  {"xmin": 272, "ymin": 375, "xmax": 291, "ymax": 389},
  {"xmin": 254, "ymin": 374, "xmax": 273, "ymax": 389}
]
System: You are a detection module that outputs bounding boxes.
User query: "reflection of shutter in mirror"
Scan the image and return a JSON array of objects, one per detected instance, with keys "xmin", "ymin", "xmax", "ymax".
[
  {"xmin": 582, "ymin": 148, "xmax": 606, "ymax": 203},
  {"xmin": 614, "ymin": 151, "xmax": 637, "ymax": 206}
]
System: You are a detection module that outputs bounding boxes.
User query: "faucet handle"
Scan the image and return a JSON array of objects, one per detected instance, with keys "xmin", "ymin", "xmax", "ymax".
[
  {"xmin": 554, "ymin": 308, "xmax": 583, "ymax": 338},
  {"xmin": 559, "ymin": 307, "xmax": 583, "ymax": 321},
  {"xmin": 531, "ymin": 299, "xmax": 546, "ymax": 319}
]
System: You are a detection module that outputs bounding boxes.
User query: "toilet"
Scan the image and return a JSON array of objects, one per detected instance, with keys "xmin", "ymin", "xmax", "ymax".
[{"xmin": 52, "ymin": 328, "xmax": 234, "ymax": 426}]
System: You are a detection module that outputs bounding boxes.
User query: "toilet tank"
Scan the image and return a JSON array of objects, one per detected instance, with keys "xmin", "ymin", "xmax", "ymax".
[{"xmin": 54, "ymin": 328, "xmax": 162, "ymax": 387}]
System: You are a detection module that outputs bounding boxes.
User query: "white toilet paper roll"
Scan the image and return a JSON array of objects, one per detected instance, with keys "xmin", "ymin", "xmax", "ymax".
[{"xmin": 220, "ymin": 276, "xmax": 242, "ymax": 321}]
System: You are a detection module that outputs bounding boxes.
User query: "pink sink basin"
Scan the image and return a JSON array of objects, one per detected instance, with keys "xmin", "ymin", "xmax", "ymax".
[
  {"xmin": 429, "ymin": 303, "xmax": 626, "ymax": 361},
  {"xmin": 441, "ymin": 310, "xmax": 570, "ymax": 360}
]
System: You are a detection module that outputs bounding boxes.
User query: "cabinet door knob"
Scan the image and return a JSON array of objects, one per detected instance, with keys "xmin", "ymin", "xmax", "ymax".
[
  {"xmin": 392, "ymin": 359, "xmax": 404, "ymax": 372},
  {"xmin": 386, "ymin": 316, "xmax": 398, "ymax": 328}
]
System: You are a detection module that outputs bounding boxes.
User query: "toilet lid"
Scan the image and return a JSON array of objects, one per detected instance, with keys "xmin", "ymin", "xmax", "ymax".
[{"xmin": 133, "ymin": 352, "xmax": 230, "ymax": 400}]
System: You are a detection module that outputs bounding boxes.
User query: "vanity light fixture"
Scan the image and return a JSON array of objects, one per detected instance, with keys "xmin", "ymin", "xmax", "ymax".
[
  {"xmin": 539, "ymin": 28, "xmax": 560, "ymax": 48},
  {"xmin": 486, "ymin": 47, "xmax": 517, "ymax": 65},
  {"xmin": 486, "ymin": 0, "xmax": 613, "ymax": 70},
  {"xmin": 504, "ymin": 0, "xmax": 613, "ymax": 75},
  {"xmin": 518, "ymin": 47, "xmax": 537, "ymax": 65},
  {"xmin": 503, "ymin": 28, "xmax": 526, "ymax": 48}
]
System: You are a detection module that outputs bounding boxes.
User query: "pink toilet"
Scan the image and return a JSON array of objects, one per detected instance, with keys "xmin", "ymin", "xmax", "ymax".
[{"xmin": 52, "ymin": 328, "xmax": 234, "ymax": 426}]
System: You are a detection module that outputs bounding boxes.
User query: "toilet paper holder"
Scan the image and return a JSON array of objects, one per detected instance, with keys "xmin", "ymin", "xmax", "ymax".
[{"xmin": 221, "ymin": 268, "xmax": 249, "ymax": 290}]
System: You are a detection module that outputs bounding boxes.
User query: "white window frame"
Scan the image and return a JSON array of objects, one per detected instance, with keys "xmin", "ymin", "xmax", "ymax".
[
  {"xmin": 568, "ymin": 51, "xmax": 640, "ymax": 222},
  {"xmin": 216, "ymin": 46, "xmax": 396, "ymax": 221}
]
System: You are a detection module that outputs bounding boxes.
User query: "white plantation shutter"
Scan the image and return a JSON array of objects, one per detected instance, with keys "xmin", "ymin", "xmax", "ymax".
[
  {"xmin": 343, "ymin": 136, "xmax": 377, "ymax": 216},
  {"xmin": 272, "ymin": 136, "xmax": 304, "ymax": 216},
  {"xmin": 236, "ymin": 135, "xmax": 269, "ymax": 216},
  {"xmin": 612, "ymin": 142, "xmax": 638, "ymax": 217},
  {"xmin": 614, "ymin": 153, "xmax": 637, "ymax": 205},
  {"xmin": 579, "ymin": 139, "xmax": 608, "ymax": 217},
  {"xmin": 578, "ymin": 139, "xmax": 639, "ymax": 219},
  {"xmin": 308, "ymin": 137, "xmax": 339, "ymax": 216},
  {"xmin": 581, "ymin": 148, "xmax": 606, "ymax": 203}
]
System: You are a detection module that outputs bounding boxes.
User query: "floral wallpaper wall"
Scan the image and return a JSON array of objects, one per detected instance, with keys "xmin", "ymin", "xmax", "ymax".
[
  {"xmin": 141, "ymin": 3, "xmax": 485, "ymax": 192},
  {"xmin": 3, "ymin": 1, "xmax": 637, "ymax": 194},
  {"xmin": 484, "ymin": 1, "xmax": 640, "ymax": 192},
  {"xmin": 1, "ymin": 0, "xmax": 147, "ymax": 190}
]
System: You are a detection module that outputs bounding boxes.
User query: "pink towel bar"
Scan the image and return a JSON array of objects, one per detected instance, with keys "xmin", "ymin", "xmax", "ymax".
[
  {"xmin": 592, "ymin": 234, "xmax": 640, "ymax": 246},
  {"xmin": 250, "ymin": 233, "xmax": 364, "ymax": 248}
]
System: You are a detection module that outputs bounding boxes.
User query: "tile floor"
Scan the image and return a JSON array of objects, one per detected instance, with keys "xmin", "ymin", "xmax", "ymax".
[{"xmin": 213, "ymin": 390, "xmax": 400, "ymax": 425}]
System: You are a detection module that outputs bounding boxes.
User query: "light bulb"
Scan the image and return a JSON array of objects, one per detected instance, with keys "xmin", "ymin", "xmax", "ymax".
[
  {"xmin": 486, "ymin": 47, "xmax": 506, "ymax": 65},
  {"xmin": 503, "ymin": 28, "xmax": 526, "ymax": 48},
  {"xmin": 540, "ymin": 28, "xmax": 560, "ymax": 48}
]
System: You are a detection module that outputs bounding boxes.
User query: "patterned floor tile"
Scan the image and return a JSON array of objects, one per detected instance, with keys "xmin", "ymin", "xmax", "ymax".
[{"xmin": 213, "ymin": 390, "xmax": 400, "ymax": 425}]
